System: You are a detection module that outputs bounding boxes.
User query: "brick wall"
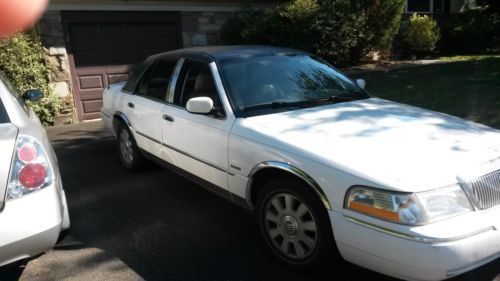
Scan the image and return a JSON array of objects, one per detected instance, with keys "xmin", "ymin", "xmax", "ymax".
[{"xmin": 181, "ymin": 11, "xmax": 233, "ymax": 47}]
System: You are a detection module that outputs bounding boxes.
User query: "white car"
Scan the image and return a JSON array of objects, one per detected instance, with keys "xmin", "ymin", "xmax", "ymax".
[
  {"xmin": 101, "ymin": 46, "xmax": 500, "ymax": 281},
  {"xmin": 0, "ymin": 72, "xmax": 70, "ymax": 266}
]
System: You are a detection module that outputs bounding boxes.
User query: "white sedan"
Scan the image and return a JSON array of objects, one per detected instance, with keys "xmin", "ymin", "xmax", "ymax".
[
  {"xmin": 101, "ymin": 46, "xmax": 500, "ymax": 281},
  {"xmin": 0, "ymin": 72, "xmax": 70, "ymax": 266}
]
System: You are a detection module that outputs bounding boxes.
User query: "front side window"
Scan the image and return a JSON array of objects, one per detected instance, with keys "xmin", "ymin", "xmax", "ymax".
[
  {"xmin": 218, "ymin": 54, "xmax": 369, "ymax": 116},
  {"xmin": 135, "ymin": 59, "xmax": 177, "ymax": 101},
  {"xmin": 0, "ymin": 98, "xmax": 8, "ymax": 123},
  {"xmin": 174, "ymin": 60, "xmax": 225, "ymax": 118}
]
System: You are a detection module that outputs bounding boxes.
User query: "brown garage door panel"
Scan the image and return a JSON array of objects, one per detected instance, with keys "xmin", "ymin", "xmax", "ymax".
[
  {"xmin": 106, "ymin": 65, "xmax": 130, "ymax": 85},
  {"xmin": 63, "ymin": 11, "xmax": 181, "ymax": 121},
  {"xmin": 82, "ymin": 100, "xmax": 103, "ymax": 113},
  {"xmin": 79, "ymin": 76, "xmax": 103, "ymax": 90}
]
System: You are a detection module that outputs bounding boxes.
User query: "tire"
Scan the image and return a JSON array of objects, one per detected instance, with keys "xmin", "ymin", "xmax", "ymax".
[
  {"xmin": 117, "ymin": 122, "xmax": 144, "ymax": 170},
  {"xmin": 256, "ymin": 176, "xmax": 337, "ymax": 270}
]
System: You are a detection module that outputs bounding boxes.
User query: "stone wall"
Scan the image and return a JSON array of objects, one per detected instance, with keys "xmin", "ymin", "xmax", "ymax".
[
  {"xmin": 181, "ymin": 11, "xmax": 233, "ymax": 47},
  {"xmin": 38, "ymin": 11, "xmax": 75, "ymax": 125}
]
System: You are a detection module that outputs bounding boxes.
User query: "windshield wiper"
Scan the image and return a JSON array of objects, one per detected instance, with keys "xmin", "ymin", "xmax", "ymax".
[
  {"xmin": 312, "ymin": 95, "xmax": 354, "ymax": 103},
  {"xmin": 241, "ymin": 95, "xmax": 354, "ymax": 112},
  {"xmin": 242, "ymin": 101, "xmax": 309, "ymax": 112}
]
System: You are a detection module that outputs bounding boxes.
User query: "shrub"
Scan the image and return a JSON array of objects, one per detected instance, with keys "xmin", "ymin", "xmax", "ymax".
[
  {"xmin": 222, "ymin": 0, "xmax": 320, "ymax": 52},
  {"xmin": 0, "ymin": 31, "xmax": 61, "ymax": 126},
  {"xmin": 400, "ymin": 14, "xmax": 440, "ymax": 55},
  {"xmin": 438, "ymin": 1, "xmax": 500, "ymax": 54},
  {"xmin": 221, "ymin": 0, "xmax": 405, "ymax": 66}
]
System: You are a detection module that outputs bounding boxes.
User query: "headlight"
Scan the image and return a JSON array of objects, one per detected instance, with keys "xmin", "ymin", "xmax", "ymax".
[{"xmin": 345, "ymin": 185, "xmax": 473, "ymax": 225}]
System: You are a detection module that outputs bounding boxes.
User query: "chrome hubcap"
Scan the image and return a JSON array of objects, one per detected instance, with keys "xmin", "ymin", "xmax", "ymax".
[
  {"xmin": 282, "ymin": 216, "xmax": 299, "ymax": 237},
  {"xmin": 119, "ymin": 129, "xmax": 134, "ymax": 165},
  {"xmin": 264, "ymin": 193, "xmax": 318, "ymax": 260}
]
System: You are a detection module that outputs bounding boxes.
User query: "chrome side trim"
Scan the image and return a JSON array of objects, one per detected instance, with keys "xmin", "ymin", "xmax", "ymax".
[
  {"xmin": 230, "ymin": 164, "xmax": 241, "ymax": 171},
  {"xmin": 246, "ymin": 161, "xmax": 332, "ymax": 210},
  {"xmin": 101, "ymin": 110, "xmax": 111, "ymax": 119},
  {"xmin": 162, "ymin": 143, "xmax": 227, "ymax": 173},
  {"xmin": 135, "ymin": 130, "xmax": 161, "ymax": 144},
  {"xmin": 345, "ymin": 216, "xmax": 496, "ymax": 244}
]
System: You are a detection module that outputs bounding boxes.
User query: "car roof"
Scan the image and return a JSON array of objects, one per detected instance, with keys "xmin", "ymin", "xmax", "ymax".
[
  {"xmin": 123, "ymin": 45, "xmax": 309, "ymax": 92},
  {"xmin": 149, "ymin": 45, "xmax": 308, "ymax": 62}
]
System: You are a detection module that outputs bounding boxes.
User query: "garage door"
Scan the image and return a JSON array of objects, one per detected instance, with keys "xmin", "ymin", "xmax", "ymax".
[{"xmin": 62, "ymin": 12, "xmax": 181, "ymax": 121}]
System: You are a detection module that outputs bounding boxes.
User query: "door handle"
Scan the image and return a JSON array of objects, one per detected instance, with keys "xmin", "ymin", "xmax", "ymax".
[
  {"xmin": 163, "ymin": 114, "xmax": 174, "ymax": 122},
  {"xmin": 128, "ymin": 102, "xmax": 135, "ymax": 108}
]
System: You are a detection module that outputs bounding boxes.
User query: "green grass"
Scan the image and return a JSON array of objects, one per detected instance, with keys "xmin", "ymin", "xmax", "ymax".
[
  {"xmin": 437, "ymin": 54, "xmax": 500, "ymax": 62},
  {"xmin": 352, "ymin": 57, "xmax": 500, "ymax": 129}
]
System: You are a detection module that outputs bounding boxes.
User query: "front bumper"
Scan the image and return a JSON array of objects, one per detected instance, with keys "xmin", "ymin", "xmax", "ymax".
[
  {"xmin": 331, "ymin": 208, "xmax": 500, "ymax": 281},
  {"xmin": 0, "ymin": 184, "xmax": 65, "ymax": 266}
]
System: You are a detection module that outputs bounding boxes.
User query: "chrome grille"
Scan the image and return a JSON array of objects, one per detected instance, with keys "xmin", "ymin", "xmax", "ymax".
[{"xmin": 468, "ymin": 169, "xmax": 500, "ymax": 210}]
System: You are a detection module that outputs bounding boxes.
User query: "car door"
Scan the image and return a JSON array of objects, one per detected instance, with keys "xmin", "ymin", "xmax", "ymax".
[
  {"xmin": 124, "ymin": 59, "xmax": 177, "ymax": 155},
  {"xmin": 160, "ymin": 58, "xmax": 235, "ymax": 192}
]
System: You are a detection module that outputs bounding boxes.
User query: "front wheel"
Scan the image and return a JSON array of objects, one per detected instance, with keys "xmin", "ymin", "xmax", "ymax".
[{"xmin": 256, "ymin": 177, "xmax": 337, "ymax": 270}]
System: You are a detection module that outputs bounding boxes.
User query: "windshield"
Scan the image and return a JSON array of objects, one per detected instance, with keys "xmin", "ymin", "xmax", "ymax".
[{"xmin": 218, "ymin": 54, "xmax": 369, "ymax": 115}]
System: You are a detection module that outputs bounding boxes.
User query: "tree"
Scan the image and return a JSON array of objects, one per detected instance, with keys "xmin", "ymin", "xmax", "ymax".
[{"xmin": 221, "ymin": 0, "xmax": 406, "ymax": 66}]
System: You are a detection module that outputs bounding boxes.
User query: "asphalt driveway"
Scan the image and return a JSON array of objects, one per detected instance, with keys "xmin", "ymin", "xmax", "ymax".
[{"xmin": 1, "ymin": 121, "xmax": 499, "ymax": 281}]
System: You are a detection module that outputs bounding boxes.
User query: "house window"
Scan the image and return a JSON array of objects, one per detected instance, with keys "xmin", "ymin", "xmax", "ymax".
[
  {"xmin": 406, "ymin": 0, "xmax": 450, "ymax": 13},
  {"xmin": 406, "ymin": 0, "xmax": 432, "ymax": 13}
]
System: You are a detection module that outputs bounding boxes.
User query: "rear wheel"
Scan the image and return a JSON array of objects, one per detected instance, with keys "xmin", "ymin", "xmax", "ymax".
[
  {"xmin": 256, "ymin": 177, "xmax": 336, "ymax": 270},
  {"xmin": 117, "ymin": 122, "xmax": 144, "ymax": 170}
]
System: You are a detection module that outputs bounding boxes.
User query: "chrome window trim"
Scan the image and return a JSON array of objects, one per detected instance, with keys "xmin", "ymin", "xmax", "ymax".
[
  {"xmin": 167, "ymin": 58, "xmax": 185, "ymax": 104},
  {"xmin": 345, "ymin": 216, "xmax": 496, "ymax": 244},
  {"xmin": 209, "ymin": 61, "xmax": 235, "ymax": 118},
  {"xmin": 246, "ymin": 161, "xmax": 332, "ymax": 210}
]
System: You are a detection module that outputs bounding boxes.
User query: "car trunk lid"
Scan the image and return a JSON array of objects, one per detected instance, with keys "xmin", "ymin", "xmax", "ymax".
[{"xmin": 0, "ymin": 124, "xmax": 18, "ymax": 211}]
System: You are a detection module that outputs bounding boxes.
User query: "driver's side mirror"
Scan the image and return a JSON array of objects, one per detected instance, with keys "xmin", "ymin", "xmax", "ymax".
[
  {"xmin": 356, "ymin": 79, "xmax": 366, "ymax": 90},
  {"xmin": 186, "ymin": 97, "xmax": 213, "ymax": 114},
  {"xmin": 22, "ymin": 89, "xmax": 44, "ymax": 101}
]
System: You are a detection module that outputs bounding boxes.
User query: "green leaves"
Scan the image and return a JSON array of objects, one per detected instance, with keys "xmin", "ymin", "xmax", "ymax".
[
  {"xmin": 221, "ymin": 0, "xmax": 406, "ymax": 66},
  {"xmin": 0, "ymin": 31, "xmax": 61, "ymax": 126},
  {"xmin": 400, "ymin": 14, "xmax": 440, "ymax": 54}
]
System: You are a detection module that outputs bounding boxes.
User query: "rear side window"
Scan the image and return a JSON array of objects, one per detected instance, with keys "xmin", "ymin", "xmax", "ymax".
[
  {"xmin": 135, "ymin": 60, "xmax": 177, "ymax": 101},
  {"xmin": 0, "ymin": 98, "xmax": 9, "ymax": 123}
]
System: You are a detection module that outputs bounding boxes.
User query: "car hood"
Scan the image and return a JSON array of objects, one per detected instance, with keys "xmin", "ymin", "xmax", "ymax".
[
  {"xmin": 0, "ymin": 124, "xmax": 18, "ymax": 210},
  {"xmin": 241, "ymin": 98, "xmax": 500, "ymax": 192}
]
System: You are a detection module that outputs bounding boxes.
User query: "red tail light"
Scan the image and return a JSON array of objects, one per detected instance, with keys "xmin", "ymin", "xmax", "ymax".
[
  {"xmin": 19, "ymin": 164, "xmax": 47, "ymax": 188},
  {"xmin": 18, "ymin": 143, "xmax": 37, "ymax": 162},
  {"xmin": 8, "ymin": 136, "xmax": 53, "ymax": 199}
]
